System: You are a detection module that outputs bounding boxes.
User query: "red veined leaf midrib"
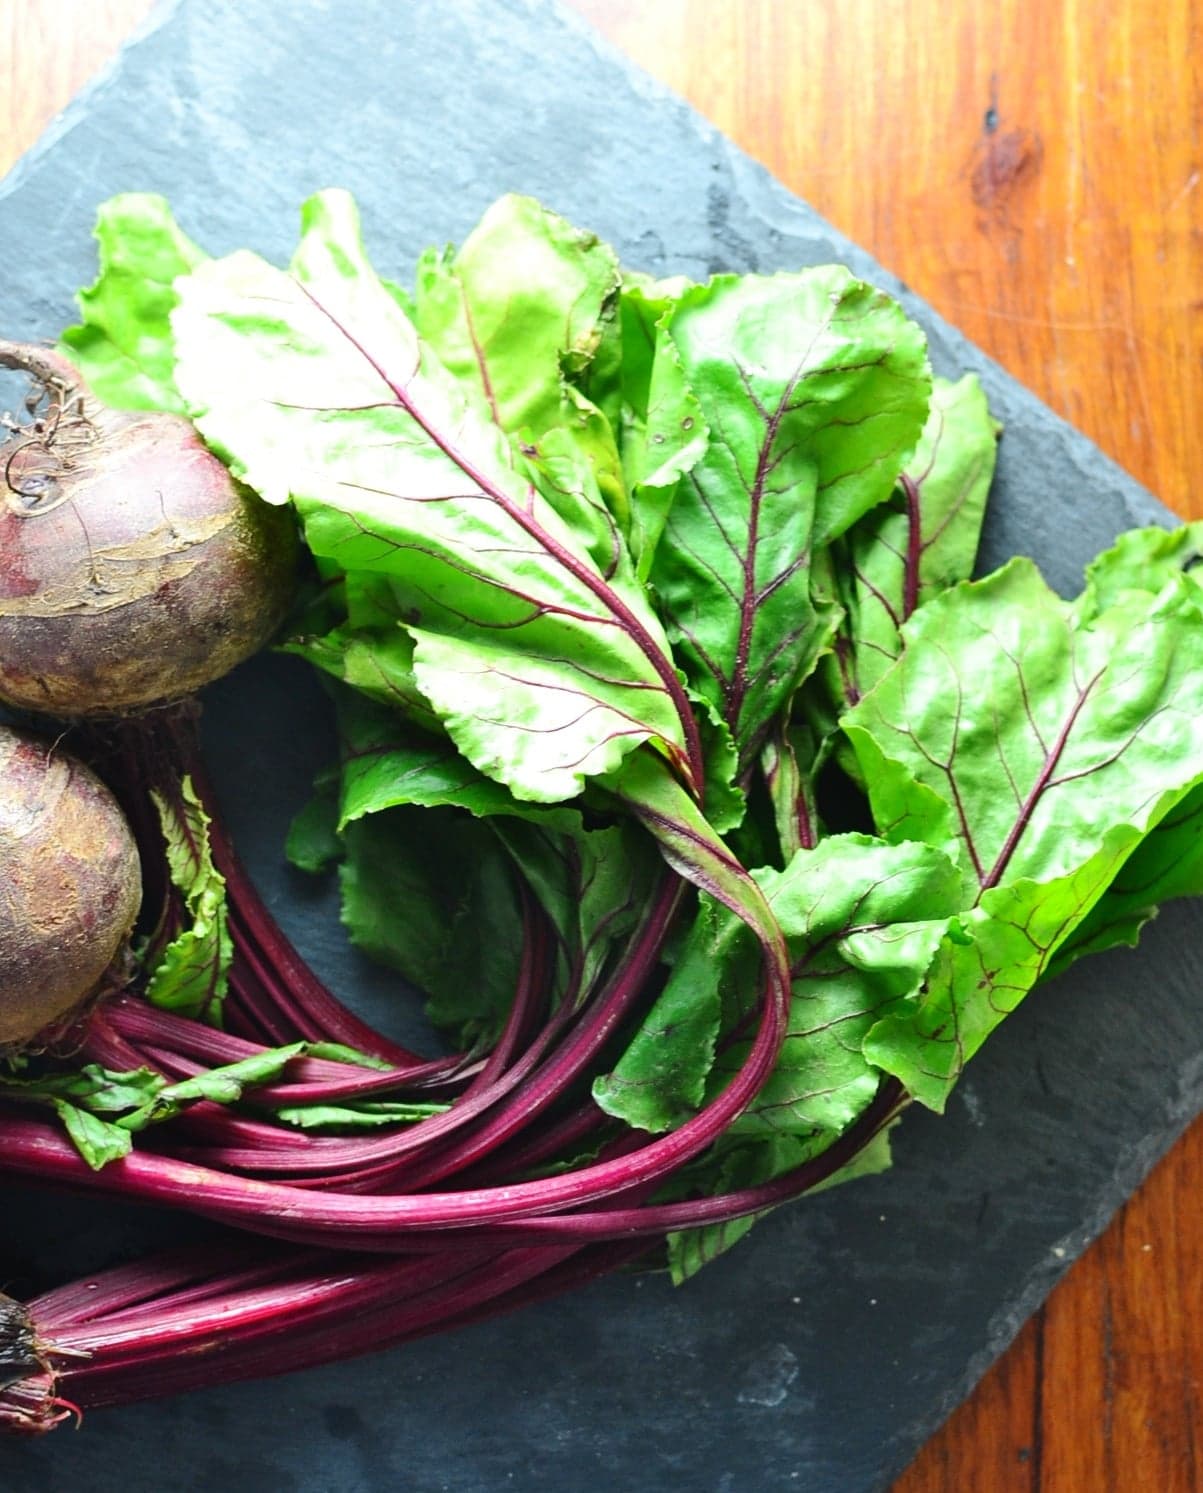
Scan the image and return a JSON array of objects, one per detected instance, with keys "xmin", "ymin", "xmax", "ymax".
[{"xmin": 293, "ymin": 277, "xmax": 706, "ymax": 798}]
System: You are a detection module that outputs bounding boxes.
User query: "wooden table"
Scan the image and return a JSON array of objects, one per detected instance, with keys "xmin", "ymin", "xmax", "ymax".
[{"xmin": 3, "ymin": 1, "xmax": 1200, "ymax": 1486}]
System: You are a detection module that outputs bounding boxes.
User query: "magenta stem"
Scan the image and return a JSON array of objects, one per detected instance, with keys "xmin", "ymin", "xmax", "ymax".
[
  {"xmin": 0, "ymin": 932, "xmax": 791, "ymax": 1239},
  {"xmin": 29, "ymin": 1246, "xmax": 573, "ymax": 1412},
  {"xmin": 386, "ymin": 874, "xmax": 684, "ymax": 1191}
]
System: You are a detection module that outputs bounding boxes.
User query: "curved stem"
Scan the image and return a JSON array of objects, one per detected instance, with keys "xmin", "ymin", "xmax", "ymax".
[
  {"xmin": 379, "ymin": 874, "xmax": 684, "ymax": 1191},
  {"xmin": 0, "ymin": 1081, "xmax": 899, "ymax": 1434},
  {"xmin": 0, "ymin": 918, "xmax": 789, "ymax": 1239}
]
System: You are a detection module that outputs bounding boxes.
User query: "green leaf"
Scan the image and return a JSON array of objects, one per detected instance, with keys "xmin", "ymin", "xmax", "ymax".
[
  {"xmin": 714, "ymin": 836, "xmax": 961, "ymax": 1136},
  {"xmin": 285, "ymin": 770, "xmax": 342, "ymax": 874},
  {"xmin": 592, "ymin": 895, "xmax": 736, "ymax": 1132},
  {"xmin": 863, "ymin": 850, "xmax": 1134, "ymax": 1109},
  {"xmin": 556, "ymin": 384, "xmax": 630, "ymax": 536},
  {"xmin": 1048, "ymin": 765, "xmax": 1203, "ymax": 972},
  {"xmin": 0, "ymin": 1063, "xmax": 163, "ymax": 1112},
  {"xmin": 494, "ymin": 817, "xmax": 662, "ymax": 1010},
  {"xmin": 124, "ymin": 1044, "xmax": 308, "ymax": 1126},
  {"xmin": 1075, "ymin": 520, "xmax": 1203, "ymax": 621},
  {"xmin": 282, "ymin": 621, "xmax": 443, "ymax": 736},
  {"xmin": 144, "ymin": 926, "xmax": 230, "ymax": 1024},
  {"xmin": 665, "ymin": 1131, "xmax": 822, "ymax": 1282},
  {"xmin": 597, "ymin": 834, "xmax": 959, "ymax": 1136},
  {"xmin": 173, "ymin": 189, "xmax": 699, "ymax": 805},
  {"xmin": 648, "ymin": 269, "xmax": 931, "ymax": 764},
  {"xmin": 413, "ymin": 194, "xmax": 619, "ymax": 439},
  {"xmin": 518, "ymin": 419, "xmax": 636, "ymax": 593},
  {"xmin": 60, "ymin": 193, "xmax": 208, "ymax": 412},
  {"xmin": 611, "ymin": 278, "xmax": 707, "ymax": 578},
  {"xmin": 152, "ymin": 777, "xmax": 215, "ymax": 902},
  {"xmin": 665, "ymin": 1124, "xmax": 896, "ymax": 1284},
  {"xmin": 413, "ymin": 196, "xmax": 632, "ymax": 558},
  {"xmin": 758, "ymin": 375, "xmax": 994, "ymax": 860},
  {"xmin": 329, "ymin": 685, "xmax": 559, "ymax": 830},
  {"xmin": 0, "ymin": 1064, "xmax": 161, "ymax": 1169},
  {"xmin": 273, "ymin": 1098, "xmax": 449, "ymax": 1131},
  {"xmin": 310, "ymin": 667, "xmax": 662, "ymax": 1037},
  {"xmin": 333, "ymin": 686, "xmax": 661, "ymax": 1020},
  {"xmin": 303, "ymin": 1041, "xmax": 393, "ymax": 1070},
  {"xmin": 602, "ymin": 748, "xmax": 783, "ymax": 956},
  {"xmin": 688, "ymin": 685, "xmax": 746, "ymax": 834},
  {"xmin": 1048, "ymin": 523, "xmax": 1203, "ymax": 964},
  {"xmin": 843, "ymin": 562, "xmax": 1203, "ymax": 1106},
  {"xmin": 598, "ymin": 747, "xmax": 798, "ymax": 1131},
  {"xmin": 845, "ymin": 560, "xmax": 1203, "ymax": 901},
  {"xmin": 339, "ymin": 807, "xmax": 525, "ymax": 1045},
  {"xmin": 53, "ymin": 1101, "xmax": 134, "ymax": 1170},
  {"xmin": 761, "ymin": 718, "xmax": 823, "ymax": 864},
  {"xmin": 2, "ymin": 1046, "xmax": 434, "ymax": 1166},
  {"xmin": 344, "ymin": 803, "xmax": 658, "ymax": 1040},
  {"xmin": 828, "ymin": 373, "xmax": 1001, "ymax": 703},
  {"xmin": 145, "ymin": 776, "xmax": 232, "ymax": 1024}
]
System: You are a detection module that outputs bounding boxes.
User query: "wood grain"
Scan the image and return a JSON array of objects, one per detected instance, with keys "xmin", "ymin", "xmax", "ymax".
[
  {"xmin": 2, "ymin": 2, "xmax": 1201, "ymax": 1489},
  {"xmin": 565, "ymin": 0, "xmax": 1203, "ymax": 524},
  {"xmin": 560, "ymin": 6, "xmax": 1203, "ymax": 1488},
  {"xmin": 0, "ymin": 0, "xmax": 157, "ymax": 168}
]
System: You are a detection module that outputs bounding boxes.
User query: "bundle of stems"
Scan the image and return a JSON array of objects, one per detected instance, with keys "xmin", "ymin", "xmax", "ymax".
[{"xmin": 0, "ymin": 712, "xmax": 900, "ymax": 1429}]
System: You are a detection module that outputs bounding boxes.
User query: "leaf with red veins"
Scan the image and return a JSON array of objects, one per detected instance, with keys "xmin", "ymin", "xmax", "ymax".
[
  {"xmin": 647, "ymin": 269, "xmax": 930, "ymax": 768},
  {"xmin": 1049, "ymin": 522, "xmax": 1203, "ymax": 968},
  {"xmin": 864, "ymin": 845, "xmax": 1138, "ymax": 1109},
  {"xmin": 145, "ymin": 776, "xmax": 231, "ymax": 1025},
  {"xmin": 591, "ymin": 893, "xmax": 739, "ymax": 1134},
  {"xmin": 412, "ymin": 193, "xmax": 620, "ymax": 440},
  {"xmin": 712, "ymin": 835, "xmax": 960, "ymax": 1136},
  {"xmin": 1048, "ymin": 784, "xmax": 1203, "ymax": 973},
  {"xmin": 172, "ymin": 190, "xmax": 701, "ymax": 804},
  {"xmin": 282, "ymin": 619, "xmax": 443, "ymax": 737},
  {"xmin": 844, "ymin": 558, "xmax": 1203, "ymax": 905},
  {"xmin": 492, "ymin": 816, "xmax": 662, "ymax": 1013},
  {"xmin": 595, "ymin": 833, "xmax": 960, "ymax": 1138},
  {"xmin": 826, "ymin": 374, "xmax": 1001, "ymax": 706},
  {"xmin": 409, "ymin": 628, "xmax": 675, "ymax": 798},
  {"xmin": 842, "ymin": 556, "xmax": 1203, "ymax": 1108},
  {"xmin": 608, "ymin": 277, "xmax": 709, "ymax": 580},
  {"xmin": 326, "ymin": 684, "xmax": 577, "ymax": 830},
  {"xmin": 412, "ymin": 195, "xmax": 632, "ymax": 538},
  {"xmin": 762, "ymin": 717, "xmax": 825, "ymax": 861}
]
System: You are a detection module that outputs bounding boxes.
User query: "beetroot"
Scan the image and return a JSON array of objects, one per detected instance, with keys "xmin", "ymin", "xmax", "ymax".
[
  {"xmin": 0, "ymin": 726, "xmax": 141, "ymax": 1048},
  {"xmin": 0, "ymin": 340, "xmax": 296, "ymax": 718}
]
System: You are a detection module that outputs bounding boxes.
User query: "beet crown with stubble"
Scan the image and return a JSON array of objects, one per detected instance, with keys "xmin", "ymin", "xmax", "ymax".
[
  {"xmin": 0, "ymin": 340, "xmax": 297, "ymax": 718},
  {"xmin": 0, "ymin": 726, "xmax": 142, "ymax": 1049}
]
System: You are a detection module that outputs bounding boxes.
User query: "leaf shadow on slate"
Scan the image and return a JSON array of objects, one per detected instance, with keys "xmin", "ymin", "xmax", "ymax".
[{"xmin": 0, "ymin": 2, "xmax": 1197, "ymax": 1490}]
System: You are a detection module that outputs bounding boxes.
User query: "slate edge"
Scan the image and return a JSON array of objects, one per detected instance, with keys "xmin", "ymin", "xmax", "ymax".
[
  {"xmin": 0, "ymin": 0, "xmax": 182, "ymax": 203},
  {"xmin": 0, "ymin": 1, "xmax": 1188, "ymax": 1484}
]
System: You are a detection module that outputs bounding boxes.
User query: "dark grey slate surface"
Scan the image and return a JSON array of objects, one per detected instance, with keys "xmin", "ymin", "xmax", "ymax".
[{"xmin": 0, "ymin": 2, "xmax": 1198, "ymax": 1489}]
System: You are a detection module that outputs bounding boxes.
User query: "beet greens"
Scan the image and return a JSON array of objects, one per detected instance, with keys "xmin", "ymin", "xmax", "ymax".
[{"xmin": 1, "ymin": 189, "xmax": 1202, "ymax": 1425}]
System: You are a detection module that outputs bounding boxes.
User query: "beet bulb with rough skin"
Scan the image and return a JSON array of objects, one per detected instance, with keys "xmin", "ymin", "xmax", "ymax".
[
  {"xmin": 0, "ymin": 339, "xmax": 297, "ymax": 718},
  {"xmin": 0, "ymin": 726, "xmax": 142, "ymax": 1049}
]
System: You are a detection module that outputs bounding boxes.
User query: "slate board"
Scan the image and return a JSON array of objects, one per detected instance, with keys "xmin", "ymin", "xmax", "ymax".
[{"xmin": 0, "ymin": 2, "xmax": 1199, "ymax": 1489}]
